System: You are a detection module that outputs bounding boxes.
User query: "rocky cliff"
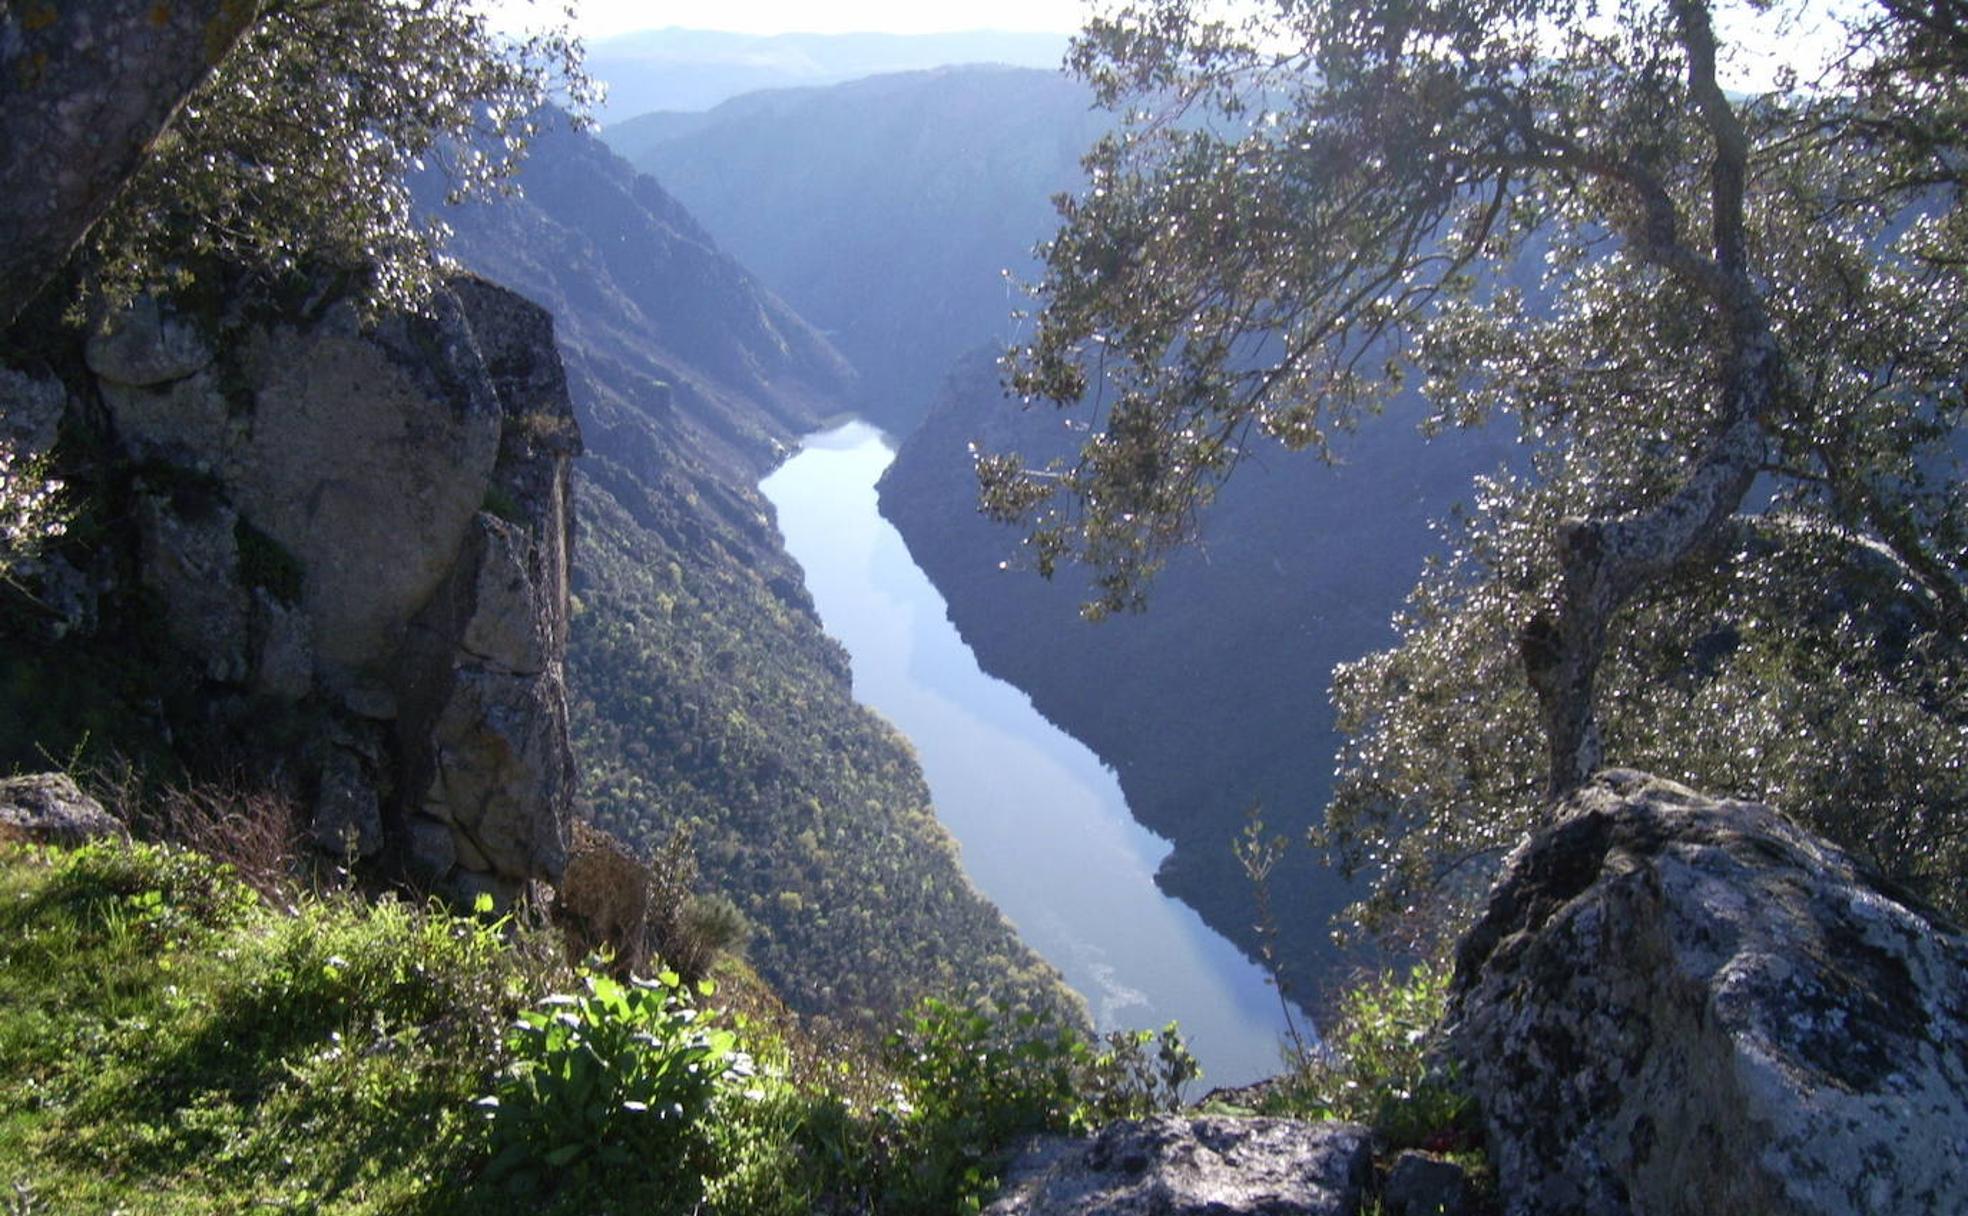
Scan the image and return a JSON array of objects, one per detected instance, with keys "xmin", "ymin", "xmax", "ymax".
[
  {"xmin": 1446, "ymin": 771, "xmax": 1968, "ymax": 1216},
  {"xmin": 984, "ymin": 771, "xmax": 1968, "ymax": 1216},
  {"xmin": 1, "ymin": 274, "xmax": 580, "ymax": 903}
]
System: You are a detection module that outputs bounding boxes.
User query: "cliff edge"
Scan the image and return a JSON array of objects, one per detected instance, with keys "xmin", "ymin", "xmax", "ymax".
[{"xmin": 2, "ymin": 276, "xmax": 581, "ymax": 903}]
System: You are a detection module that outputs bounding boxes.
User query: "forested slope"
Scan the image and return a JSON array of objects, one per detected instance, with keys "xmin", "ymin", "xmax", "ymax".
[{"xmin": 432, "ymin": 116, "xmax": 1075, "ymax": 1034}]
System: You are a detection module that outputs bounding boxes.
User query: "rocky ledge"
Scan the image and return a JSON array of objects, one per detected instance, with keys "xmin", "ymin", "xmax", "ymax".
[
  {"xmin": 1446, "ymin": 769, "xmax": 1968, "ymax": 1216},
  {"xmin": 5, "ymin": 277, "xmax": 582, "ymax": 903},
  {"xmin": 986, "ymin": 1115, "xmax": 1373, "ymax": 1216},
  {"xmin": 990, "ymin": 770, "xmax": 1967, "ymax": 1216}
]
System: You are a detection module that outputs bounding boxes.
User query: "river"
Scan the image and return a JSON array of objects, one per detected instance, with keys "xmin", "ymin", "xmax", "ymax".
[{"xmin": 760, "ymin": 419, "xmax": 1300, "ymax": 1089}]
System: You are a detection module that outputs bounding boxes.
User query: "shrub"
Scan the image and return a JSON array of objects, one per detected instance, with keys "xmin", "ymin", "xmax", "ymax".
[
  {"xmin": 876, "ymin": 998, "xmax": 1197, "ymax": 1213},
  {"xmin": 114, "ymin": 773, "xmax": 304, "ymax": 901},
  {"xmin": 1263, "ymin": 962, "xmax": 1477, "ymax": 1152},
  {"xmin": 644, "ymin": 825, "xmax": 740, "ymax": 984},
  {"xmin": 479, "ymin": 968, "xmax": 748, "ymax": 1207},
  {"xmin": 0, "ymin": 438, "xmax": 66, "ymax": 579}
]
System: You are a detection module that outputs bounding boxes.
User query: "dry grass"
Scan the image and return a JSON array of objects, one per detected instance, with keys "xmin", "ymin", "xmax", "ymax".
[{"xmin": 95, "ymin": 765, "xmax": 306, "ymax": 901}]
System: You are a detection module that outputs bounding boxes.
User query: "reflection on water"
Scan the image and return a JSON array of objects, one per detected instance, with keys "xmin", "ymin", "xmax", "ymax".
[{"xmin": 761, "ymin": 419, "xmax": 1297, "ymax": 1087}]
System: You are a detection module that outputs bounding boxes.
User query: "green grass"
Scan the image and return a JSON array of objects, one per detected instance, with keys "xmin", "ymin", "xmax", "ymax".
[
  {"xmin": 0, "ymin": 837, "xmax": 1206, "ymax": 1216},
  {"xmin": 0, "ymin": 839, "xmax": 551, "ymax": 1214}
]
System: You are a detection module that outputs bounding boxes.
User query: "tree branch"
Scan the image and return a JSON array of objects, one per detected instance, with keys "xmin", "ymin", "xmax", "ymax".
[{"xmin": 1522, "ymin": 0, "xmax": 1775, "ymax": 799}]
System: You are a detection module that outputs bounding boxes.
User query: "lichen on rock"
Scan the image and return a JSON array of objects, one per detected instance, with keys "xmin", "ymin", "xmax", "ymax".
[
  {"xmin": 1445, "ymin": 769, "xmax": 1968, "ymax": 1216},
  {"xmin": 0, "ymin": 772, "xmax": 126, "ymax": 847},
  {"xmin": 36, "ymin": 277, "xmax": 583, "ymax": 903},
  {"xmin": 986, "ymin": 1115, "xmax": 1374, "ymax": 1216}
]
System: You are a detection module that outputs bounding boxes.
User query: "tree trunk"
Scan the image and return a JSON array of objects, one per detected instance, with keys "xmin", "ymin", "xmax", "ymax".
[
  {"xmin": 1518, "ymin": 0, "xmax": 1781, "ymax": 802},
  {"xmin": 1522, "ymin": 335, "xmax": 1776, "ymax": 800},
  {"xmin": 1521, "ymin": 421, "xmax": 1766, "ymax": 798},
  {"xmin": 0, "ymin": 0, "xmax": 261, "ymax": 325}
]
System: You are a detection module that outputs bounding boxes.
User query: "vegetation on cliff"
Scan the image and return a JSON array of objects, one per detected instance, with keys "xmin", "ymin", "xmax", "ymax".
[
  {"xmin": 0, "ymin": 830, "xmax": 1189, "ymax": 1214},
  {"xmin": 427, "ymin": 116, "xmax": 1080, "ymax": 1036},
  {"xmin": 571, "ymin": 476, "xmax": 1076, "ymax": 1036},
  {"xmin": 987, "ymin": 0, "xmax": 1968, "ymax": 941},
  {"xmin": 5, "ymin": 0, "xmax": 1078, "ymax": 1050}
]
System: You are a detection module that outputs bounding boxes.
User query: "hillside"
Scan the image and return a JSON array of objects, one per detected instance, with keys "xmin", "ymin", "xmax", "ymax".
[
  {"xmin": 0, "ymin": 828, "xmax": 1178, "ymax": 1215},
  {"xmin": 587, "ymin": 27, "xmax": 1069, "ymax": 125},
  {"xmin": 610, "ymin": 67, "xmax": 1107, "ymax": 431},
  {"xmin": 425, "ymin": 114, "xmax": 1081, "ymax": 1034},
  {"xmin": 876, "ymin": 352, "xmax": 1521, "ymax": 994}
]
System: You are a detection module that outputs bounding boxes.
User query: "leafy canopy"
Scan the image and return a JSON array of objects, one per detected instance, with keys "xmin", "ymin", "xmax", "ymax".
[
  {"xmin": 990, "ymin": 0, "xmax": 1968, "ymax": 936},
  {"xmin": 81, "ymin": 0, "xmax": 596, "ymax": 312}
]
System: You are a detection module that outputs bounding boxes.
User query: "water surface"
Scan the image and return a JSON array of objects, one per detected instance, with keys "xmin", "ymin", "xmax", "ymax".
[{"xmin": 761, "ymin": 419, "xmax": 1297, "ymax": 1087}]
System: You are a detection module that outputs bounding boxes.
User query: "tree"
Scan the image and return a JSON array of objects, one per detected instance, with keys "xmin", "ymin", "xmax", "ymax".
[
  {"xmin": 2, "ymin": 0, "xmax": 592, "ymax": 322},
  {"xmin": 989, "ymin": 0, "xmax": 1967, "ymax": 933}
]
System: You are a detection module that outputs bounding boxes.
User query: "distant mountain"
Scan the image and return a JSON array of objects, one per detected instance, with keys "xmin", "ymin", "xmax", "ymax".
[
  {"xmin": 609, "ymin": 66, "xmax": 1108, "ymax": 431},
  {"xmin": 876, "ymin": 351, "xmax": 1522, "ymax": 997},
  {"xmin": 433, "ymin": 111, "xmax": 852, "ymax": 471},
  {"xmin": 586, "ymin": 27, "xmax": 1069, "ymax": 124},
  {"xmin": 424, "ymin": 114, "xmax": 1076, "ymax": 1034}
]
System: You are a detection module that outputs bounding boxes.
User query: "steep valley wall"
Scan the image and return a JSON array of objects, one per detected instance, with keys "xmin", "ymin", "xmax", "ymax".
[
  {"xmin": 428, "ymin": 114, "xmax": 1079, "ymax": 1032},
  {"xmin": 877, "ymin": 351, "xmax": 1521, "ymax": 995}
]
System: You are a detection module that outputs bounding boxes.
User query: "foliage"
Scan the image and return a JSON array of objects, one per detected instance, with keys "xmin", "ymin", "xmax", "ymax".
[
  {"xmin": 866, "ymin": 998, "xmax": 1197, "ymax": 1214},
  {"xmin": 28, "ymin": 837, "xmax": 262, "ymax": 949},
  {"xmin": 1234, "ymin": 804, "xmax": 1314, "ymax": 1052},
  {"xmin": 79, "ymin": 0, "xmax": 596, "ymax": 314},
  {"xmin": 481, "ymin": 969, "xmax": 747, "ymax": 1206},
  {"xmin": 1324, "ymin": 479, "xmax": 1968, "ymax": 934},
  {"xmin": 0, "ymin": 440, "xmax": 64, "ymax": 582},
  {"xmin": 0, "ymin": 836, "xmax": 554, "ymax": 1214},
  {"xmin": 1, "ymin": 833, "xmax": 1219, "ymax": 1216},
  {"xmin": 991, "ymin": 0, "xmax": 1968, "ymax": 941},
  {"xmin": 1261, "ymin": 962, "xmax": 1476, "ymax": 1153},
  {"xmin": 642, "ymin": 824, "xmax": 753, "ymax": 985}
]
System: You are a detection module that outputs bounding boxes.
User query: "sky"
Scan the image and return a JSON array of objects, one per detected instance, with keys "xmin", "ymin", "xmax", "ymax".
[
  {"xmin": 486, "ymin": 0, "xmax": 1094, "ymax": 39},
  {"xmin": 484, "ymin": 0, "xmax": 1858, "ymax": 92}
]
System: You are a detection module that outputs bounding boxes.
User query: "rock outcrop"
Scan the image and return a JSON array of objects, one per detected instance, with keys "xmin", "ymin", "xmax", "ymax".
[
  {"xmin": 1445, "ymin": 770, "xmax": 1968, "ymax": 1216},
  {"xmin": 0, "ymin": 773, "xmax": 126, "ymax": 847},
  {"xmin": 985, "ymin": 1116, "xmax": 1373, "ymax": 1216},
  {"xmin": 1382, "ymin": 1151, "xmax": 1473, "ymax": 1216},
  {"xmin": 14, "ymin": 279, "xmax": 580, "ymax": 903}
]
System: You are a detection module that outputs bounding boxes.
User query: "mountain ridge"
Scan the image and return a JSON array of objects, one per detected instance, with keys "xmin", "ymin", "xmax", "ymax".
[
  {"xmin": 587, "ymin": 27, "xmax": 1069, "ymax": 122},
  {"xmin": 611, "ymin": 66, "xmax": 1107, "ymax": 431}
]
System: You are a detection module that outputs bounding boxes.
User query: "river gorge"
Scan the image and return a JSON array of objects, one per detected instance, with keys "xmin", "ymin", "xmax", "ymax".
[{"xmin": 761, "ymin": 420, "xmax": 1300, "ymax": 1088}]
